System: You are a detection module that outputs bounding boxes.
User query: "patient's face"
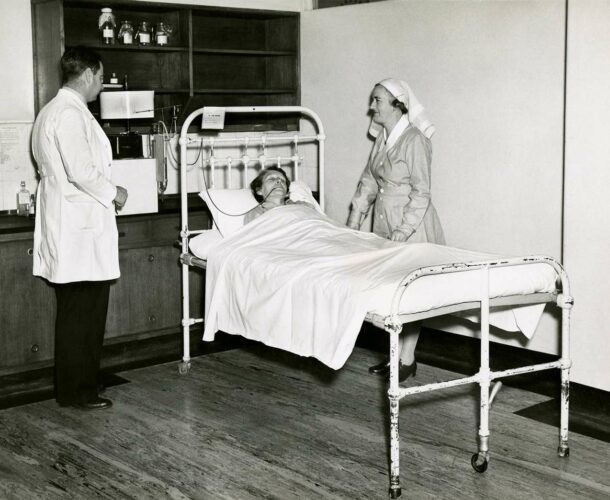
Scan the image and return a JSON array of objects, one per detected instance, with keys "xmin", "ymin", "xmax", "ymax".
[{"xmin": 258, "ymin": 170, "xmax": 288, "ymax": 202}]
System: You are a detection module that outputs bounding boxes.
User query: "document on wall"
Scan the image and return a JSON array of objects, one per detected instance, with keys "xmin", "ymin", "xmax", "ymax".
[
  {"xmin": 0, "ymin": 122, "xmax": 35, "ymax": 182},
  {"xmin": 0, "ymin": 124, "xmax": 21, "ymax": 170}
]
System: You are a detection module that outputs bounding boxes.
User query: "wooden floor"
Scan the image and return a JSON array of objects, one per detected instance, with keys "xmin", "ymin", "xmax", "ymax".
[{"xmin": 1, "ymin": 345, "xmax": 609, "ymax": 500}]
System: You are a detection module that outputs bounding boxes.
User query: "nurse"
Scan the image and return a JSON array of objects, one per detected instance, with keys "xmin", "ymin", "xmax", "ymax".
[
  {"xmin": 347, "ymin": 78, "xmax": 445, "ymax": 381},
  {"xmin": 32, "ymin": 47, "xmax": 128, "ymax": 409}
]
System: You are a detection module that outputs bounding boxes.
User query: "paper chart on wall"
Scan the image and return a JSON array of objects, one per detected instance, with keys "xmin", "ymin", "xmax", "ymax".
[
  {"xmin": 0, "ymin": 122, "xmax": 34, "ymax": 180},
  {"xmin": 0, "ymin": 125, "xmax": 21, "ymax": 170}
]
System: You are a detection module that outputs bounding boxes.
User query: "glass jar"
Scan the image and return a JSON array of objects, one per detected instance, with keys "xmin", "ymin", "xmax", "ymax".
[
  {"xmin": 155, "ymin": 22, "xmax": 170, "ymax": 46},
  {"xmin": 118, "ymin": 20, "xmax": 134, "ymax": 45},
  {"xmin": 98, "ymin": 7, "xmax": 116, "ymax": 45},
  {"xmin": 136, "ymin": 21, "xmax": 151, "ymax": 46}
]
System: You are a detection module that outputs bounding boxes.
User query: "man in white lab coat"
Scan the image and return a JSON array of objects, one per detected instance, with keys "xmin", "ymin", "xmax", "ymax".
[{"xmin": 31, "ymin": 47, "xmax": 128, "ymax": 410}]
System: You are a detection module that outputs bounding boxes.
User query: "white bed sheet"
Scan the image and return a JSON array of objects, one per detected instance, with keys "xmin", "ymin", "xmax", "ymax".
[{"xmin": 200, "ymin": 205, "xmax": 557, "ymax": 369}]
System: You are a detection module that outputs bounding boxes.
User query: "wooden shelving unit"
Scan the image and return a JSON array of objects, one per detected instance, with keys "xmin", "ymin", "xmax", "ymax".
[{"xmin": 31, "ymin": 0, "xmax": 300, "ymax": 132}]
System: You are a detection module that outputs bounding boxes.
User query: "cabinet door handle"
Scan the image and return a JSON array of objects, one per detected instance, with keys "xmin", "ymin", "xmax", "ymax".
[
  {"xmin": 148, "ymin": 315, "xmax": 157, "ymax": 323},
  {"xmin": 27, "ymin": 248, "xmax": 33, "ymax": 256},
  {"xmin": 31, "ymin": 344, "xmax": 39, "ymax": 353},
  {"xmin": 148, "ymin": 254, "xmax": 155, "ymax": 262}
]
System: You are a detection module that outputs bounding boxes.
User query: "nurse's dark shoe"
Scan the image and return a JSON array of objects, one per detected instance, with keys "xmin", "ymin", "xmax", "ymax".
[
  {"xmin": 386, "ymin": 361, "xmax": 418, "ymax": 382},
  {"xmin": 368, "ymin": 358, "xmax": 390, "ymax": 375}
]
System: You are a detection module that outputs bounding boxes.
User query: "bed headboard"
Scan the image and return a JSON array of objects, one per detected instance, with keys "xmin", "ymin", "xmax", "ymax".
[{"xmin": 178, "ymin": 106, "xmax": 326, "ymax": 241}]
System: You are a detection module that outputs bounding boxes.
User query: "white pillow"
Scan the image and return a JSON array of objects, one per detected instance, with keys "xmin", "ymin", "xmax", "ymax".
[
  {"xmin": 199, "ymin": 188, "xmax": 259, "ymax": 237},
  {"xmin": 289, "ymin": 180, "xmax": 324, "ymax": 214},
  {"xmin": 189, "ymin": 229, "xmax": 223, "ymax": 260}
]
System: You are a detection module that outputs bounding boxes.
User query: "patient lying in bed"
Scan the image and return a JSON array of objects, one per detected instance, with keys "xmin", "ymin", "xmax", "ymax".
[
  {"xmin": 244, "ymin": 166, "xmax": 322, "ymax": 224},
  {"xmin": 200, "ymin": 200, "xmax": 556, "ymax": 370}
]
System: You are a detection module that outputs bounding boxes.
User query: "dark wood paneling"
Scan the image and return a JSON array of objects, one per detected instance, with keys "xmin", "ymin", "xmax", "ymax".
[{"xmin": 31, "ymin": 0, "xmax": 64, "ymax": 113}]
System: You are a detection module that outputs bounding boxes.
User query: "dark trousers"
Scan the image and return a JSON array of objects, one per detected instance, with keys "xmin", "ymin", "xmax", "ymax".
[{"xmin": 54, "ymin": 280, "xmax": 111, "ymax": 405}]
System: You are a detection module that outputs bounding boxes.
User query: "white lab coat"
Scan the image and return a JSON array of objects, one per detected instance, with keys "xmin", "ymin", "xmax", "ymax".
[{"xmin": 32, "ymin": 88, "xmax": 119, "ymax": 283}]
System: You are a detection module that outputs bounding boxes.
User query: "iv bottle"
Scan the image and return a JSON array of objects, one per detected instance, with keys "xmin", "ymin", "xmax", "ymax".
[
  {"xmin": 99, "ymin": 8, "xmax": 116, "ymax": 45},
  {"xmin": 16, "ymin": 181, "xmax": 30, "ymax": 216},
  {"xmin": 118, "ymin": 20, "xmax": 134, "ymax": 45},
  {"xmin": 136, "ymin": 21, "xmax": 151, "ymax": 45},
  {"xmin": 155, "ymin": 22, "xmax": 169, "ymax": 46}
]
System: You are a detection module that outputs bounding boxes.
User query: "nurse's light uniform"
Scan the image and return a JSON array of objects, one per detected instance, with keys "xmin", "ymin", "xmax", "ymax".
[
  {"xmin": 32, "ymin": 88, "xmax": 119, "ymax": 283},
  {"xmin": 349, "ymin": 115, "xmax": 445, "ymax": 244}
]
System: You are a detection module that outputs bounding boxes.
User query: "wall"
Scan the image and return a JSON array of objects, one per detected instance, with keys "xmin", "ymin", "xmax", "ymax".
[
  {"xmin": 563, "ymin": 0, "xmax": 610, "ymax": 391},
  {"xmin": 300, "ymin": 1, "xmax": 579, "ymax": 375},
  {"xmin": 0, "ymin": 0, "xmax": 36, "ymax": 210}
]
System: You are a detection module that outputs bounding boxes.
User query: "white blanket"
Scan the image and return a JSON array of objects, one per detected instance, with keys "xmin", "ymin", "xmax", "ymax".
[{"xmin": 202, "ymin": 205, "xmax": 556, "ymax": 369}]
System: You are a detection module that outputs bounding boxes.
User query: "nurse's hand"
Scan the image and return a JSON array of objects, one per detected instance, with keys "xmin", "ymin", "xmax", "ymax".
[
  {"xmin": 390, "ymin": 229, "xmax": 409, "ymax": 242},
  {"xmin": 114, "ymin": 186, "xmax": 128, "ymax": 211}
]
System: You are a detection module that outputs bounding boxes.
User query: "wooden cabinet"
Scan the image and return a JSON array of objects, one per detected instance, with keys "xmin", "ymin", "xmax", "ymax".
[
  {"xmin": 0, "ymin": 235, "xmax": 55, "ymax": 370},
  {"xmin": 0, "ymin": 211, "xmax": 209, "ymax": 375},
  {"xmin": 31, "ymin": 0, "xmax": 300, "ymax": 132}
]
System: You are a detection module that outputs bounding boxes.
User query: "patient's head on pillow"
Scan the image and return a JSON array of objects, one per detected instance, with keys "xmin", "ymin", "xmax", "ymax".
[{"xmin": 250, "ymin": 166, "xmax": 290, "ymax": 203}]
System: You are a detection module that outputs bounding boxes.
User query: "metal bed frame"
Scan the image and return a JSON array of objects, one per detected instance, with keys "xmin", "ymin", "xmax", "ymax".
[{"xmin": 177, "ymin": 106, "xmax": 573, "ymax": 499}]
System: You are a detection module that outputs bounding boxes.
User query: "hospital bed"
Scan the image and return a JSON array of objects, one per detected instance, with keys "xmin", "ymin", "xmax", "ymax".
[{"xmin": 177, "ymin": 106, "xmax": 572, "ymax": 499}]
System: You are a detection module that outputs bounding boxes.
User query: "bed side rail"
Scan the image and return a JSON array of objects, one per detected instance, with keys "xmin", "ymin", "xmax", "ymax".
[{"xmin": 386, "ymin": 255, "xmax": 571, "ymax": 330}]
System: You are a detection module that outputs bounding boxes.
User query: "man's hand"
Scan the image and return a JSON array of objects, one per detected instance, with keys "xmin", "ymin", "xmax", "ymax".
[{"xmin": 113, "ymin": 186, "xmax": 128, "ymax": 211}]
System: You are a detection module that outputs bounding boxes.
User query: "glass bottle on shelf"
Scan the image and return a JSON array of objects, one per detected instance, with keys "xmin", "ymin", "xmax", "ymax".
[
  {"xmin": 155, "ymin": 22, "xmax": 170, "ymax": 46},
  {"xmin": 118, "ymin": 20, "xmax": 134, "ymax": 45},
  {"xmin": 28, "ymin": 194, "xmax": 36, "ymax": 217},
  {"xmin": 98, "ymin": 7, "xmax": 116, "ymax": 45},
  {"xmin": 16, "ymin": 181, "xmax": 30, "ymax": 216},
  {"xmin": 136, "ymin": 21, "xmax": 151, "ymax": 46}
]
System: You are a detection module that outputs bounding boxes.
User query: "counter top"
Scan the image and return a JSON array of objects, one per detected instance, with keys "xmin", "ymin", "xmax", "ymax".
[
  {"xmin": 0, "ymin": 194, "xmax": 207, "ymax": 236},
  {"xmin": 0, "ymin": 215, "xmax": 35, "ymax": 234}
]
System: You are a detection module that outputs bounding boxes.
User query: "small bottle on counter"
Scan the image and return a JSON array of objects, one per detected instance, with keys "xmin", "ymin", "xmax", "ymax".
[
  {"xmin": 28, "ymin": 194, "xmax": 36, "ymax": 217},
  {"xmin": 110, "ymin": 73, "xmax": 119, "ymax": 84},
  {"xmin": 16, "ymin": 181, "xmax": 30, "ymax": 216}
]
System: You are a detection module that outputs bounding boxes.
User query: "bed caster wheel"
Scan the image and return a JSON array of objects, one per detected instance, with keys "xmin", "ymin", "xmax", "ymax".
[
  {"xmin": 388, "ymin": 486, "xmax": 402, "ymax": 498},
  {"xmin": 178, "ymin": 361, "xmax": 191, "ymax": 375},
  {"xmin": 471, "ymin": 453, "xmax": 489, "ymax": 473},
  {"xmin": 558, "ymin": 445, "xmax": 570, "ymax": 457}
]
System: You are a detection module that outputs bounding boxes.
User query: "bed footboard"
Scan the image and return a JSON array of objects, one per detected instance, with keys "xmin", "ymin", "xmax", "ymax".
[{"xmin": 381, "ymin": 256, "xmax": 572, "ymax": 498}]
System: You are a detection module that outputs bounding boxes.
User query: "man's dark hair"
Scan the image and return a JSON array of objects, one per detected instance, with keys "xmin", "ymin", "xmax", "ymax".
[
  {"xmin": 250, "ymin": 166, "xmax": 290, "ymax": 203},
  {"xmin": 61, "ymin": 46, "xmax": 102, "ymax": 84}
]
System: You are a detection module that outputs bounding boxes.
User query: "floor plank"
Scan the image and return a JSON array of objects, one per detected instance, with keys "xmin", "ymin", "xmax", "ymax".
[{"xmin": 0, "ymin": 346, "xmax": 609, "ymax": 499}]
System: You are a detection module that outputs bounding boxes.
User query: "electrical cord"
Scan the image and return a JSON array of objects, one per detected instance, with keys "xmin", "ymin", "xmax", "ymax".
[
  {"xmin": 199, "ymin": 170, "xmax": 289, "ymax": 238},
  {"xmin": 157, "ymin": 120, "xmax": 202, "ymax": 171}
]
